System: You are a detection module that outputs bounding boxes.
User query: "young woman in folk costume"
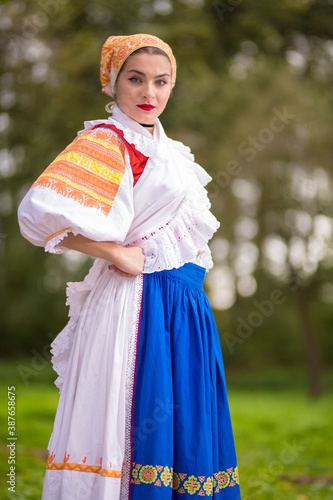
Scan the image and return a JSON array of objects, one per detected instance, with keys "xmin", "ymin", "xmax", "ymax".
[{"xmin": 18, "ymin": 34, "xmax": 241, "ymax": 500}]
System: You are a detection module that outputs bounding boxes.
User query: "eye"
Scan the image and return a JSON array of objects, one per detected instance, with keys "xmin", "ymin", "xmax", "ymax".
[
  {"xmin": 156, "ymin": 79, "xmax": 167, "ymax": 86},
  {"xmin": 129, "ymin": 76, "xmax": 141, "ymax": 83}
]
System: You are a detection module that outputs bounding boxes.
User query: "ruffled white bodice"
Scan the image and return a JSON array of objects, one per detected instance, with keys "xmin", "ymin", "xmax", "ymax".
[{"xmin": 18, "ymin": 104, "xmax": 219, "ymax": 272}]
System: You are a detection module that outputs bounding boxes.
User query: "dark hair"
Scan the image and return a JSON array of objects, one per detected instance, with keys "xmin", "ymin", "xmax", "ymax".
[
  {"xmin": 118, "ymin": 46, "xmax": 171, "ymax": 77},
  {"xmin": 130, "ymin": 46, "xmax": 170, "ymax": 58}
]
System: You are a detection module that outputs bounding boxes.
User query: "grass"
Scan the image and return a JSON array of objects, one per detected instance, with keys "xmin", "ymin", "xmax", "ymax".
[
  {"xmin": 230, "ymin": 390, "xmax": 333, "ymax": 499},
  {"xmin": 0, "ymin": 359, "xmax": 332, "ymax": 499}
]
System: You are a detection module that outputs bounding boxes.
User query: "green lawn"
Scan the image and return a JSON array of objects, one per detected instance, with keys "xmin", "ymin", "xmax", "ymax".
[{"xmin": 0, "ymin": 360, "xmax": 332, "ymax": 499}]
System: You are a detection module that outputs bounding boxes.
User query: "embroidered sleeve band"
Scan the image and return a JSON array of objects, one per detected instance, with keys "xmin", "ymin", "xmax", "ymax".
[{"xmin": 32, "ymin": 129, "xmax": 126, "ymax": 216}]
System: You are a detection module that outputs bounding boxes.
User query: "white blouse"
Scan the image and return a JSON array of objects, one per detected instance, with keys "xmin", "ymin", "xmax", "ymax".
[{"xmin": 18, "ymin": 105, "xmax": 219, "ymax": 273}]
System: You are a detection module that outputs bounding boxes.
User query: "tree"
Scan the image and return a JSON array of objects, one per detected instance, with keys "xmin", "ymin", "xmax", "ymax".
[{"xmin": 1, "ymin": 0, "xmax": 333, "ymax": 396}]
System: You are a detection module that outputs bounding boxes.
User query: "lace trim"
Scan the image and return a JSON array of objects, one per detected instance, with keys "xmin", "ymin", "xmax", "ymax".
[
  {"xmin": 129, "ymin": 159, "xmax": 219, "ymax": 272},
  {"xmin": 127, "ymin": 193, "xmax": 219, "ymax": 273},
  {"xmin": 44, "ymin": 227, "xmax": 73, "ymax": 254},
  {"xmin": 111, "ymin": 119, "xmax": 157, "ymax": 158},
  {"xmin": 120, "ymin": 273, "xmax": 144, "ymax": 499},
  {"xmin": 190, "ymin": 252, "xmax": 207, "ymax": 268},
  {"xmin": 167, "ymin": 137, "xmax": 194, "ymax": 161},
  {"xmin": 82, "ymin": 118, "xmax": 157, "ymax": 159},
  {"xmin": 50, "ymin": 259, "xmax": 108, "ymax": 391}
]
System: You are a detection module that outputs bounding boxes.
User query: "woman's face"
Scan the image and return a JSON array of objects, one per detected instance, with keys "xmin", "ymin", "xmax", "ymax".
[{"xmin": 115, "ymin": 52, "xmax": 172, "ymax": 125}]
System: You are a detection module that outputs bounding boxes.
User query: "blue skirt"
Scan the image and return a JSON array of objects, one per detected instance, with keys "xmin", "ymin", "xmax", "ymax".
[{"xmin": 128, "ymin": 263, "xmax": 241, "ymax": 499}]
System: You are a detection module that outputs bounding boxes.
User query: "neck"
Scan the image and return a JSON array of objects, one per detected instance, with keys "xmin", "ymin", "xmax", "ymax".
[{"xmin": 139, "ymin": 122, "xmax": 154, "ymax": 135}]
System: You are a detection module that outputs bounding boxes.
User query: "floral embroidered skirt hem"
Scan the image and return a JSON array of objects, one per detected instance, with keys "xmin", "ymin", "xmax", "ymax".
[{"xmin": 42, "ymin": 261, "xmax": 241, "ymax": 499}]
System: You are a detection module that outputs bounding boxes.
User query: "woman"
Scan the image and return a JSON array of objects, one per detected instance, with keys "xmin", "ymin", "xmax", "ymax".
[{"xmin": 18, "ymin": 34, "xmax": 241, "ymax": 499}]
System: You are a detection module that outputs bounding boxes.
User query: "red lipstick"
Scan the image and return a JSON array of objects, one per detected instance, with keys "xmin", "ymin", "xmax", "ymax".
[{"xmin": 137, "ymin": 104, "xmax": 156, "ymax": 111}]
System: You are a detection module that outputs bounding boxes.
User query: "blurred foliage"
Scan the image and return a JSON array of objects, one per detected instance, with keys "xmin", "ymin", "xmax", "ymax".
[{"xmin": 1, "ymin": 0, "xmax": 333, "ymax": 392}]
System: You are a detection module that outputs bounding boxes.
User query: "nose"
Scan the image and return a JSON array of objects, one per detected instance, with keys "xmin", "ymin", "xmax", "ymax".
[{"xmin": 142, "ymin": 81, "xmax": 155, "ymax": 101}]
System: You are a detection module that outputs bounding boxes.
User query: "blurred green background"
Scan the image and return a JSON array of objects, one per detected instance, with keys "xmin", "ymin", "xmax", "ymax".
[{"xmin": 1, "ymin": 0, "xmax": 333, "ymax": 498}]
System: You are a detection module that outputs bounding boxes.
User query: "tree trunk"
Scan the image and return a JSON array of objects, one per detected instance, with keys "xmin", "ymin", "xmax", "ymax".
[{"xmin": 295, "ymin": 286, "xmax": 324, "ymax": 398}]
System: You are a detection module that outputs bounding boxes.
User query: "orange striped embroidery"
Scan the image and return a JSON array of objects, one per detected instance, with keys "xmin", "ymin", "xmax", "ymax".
[
  {"xmin": 45, "ymin": 228, "xmax": 70, "ymax": 244},
  {"xmin": 46, "ymin": 452, "xmax": 121, "ymax": 478},
  {"xmin": 32, "ymin": 129, "xmax": 126, "ymax": 216},
  {"xmin": 47, "ymin": 462, "xmax": 122, "ymax": 477}
]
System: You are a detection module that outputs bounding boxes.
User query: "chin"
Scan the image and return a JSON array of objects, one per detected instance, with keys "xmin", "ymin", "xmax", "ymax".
[{"xmin": 136, "ymin": 113, "xmax": 157, "ymax": 124}]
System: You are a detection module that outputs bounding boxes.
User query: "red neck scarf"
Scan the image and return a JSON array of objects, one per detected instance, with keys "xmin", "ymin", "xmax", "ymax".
[{"xmin": 92, "ymin": 123, "xmax": 149, "ymax": 186}]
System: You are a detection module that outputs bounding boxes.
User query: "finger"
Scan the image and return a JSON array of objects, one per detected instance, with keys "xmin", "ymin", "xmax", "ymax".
[
  {"xmin": 115, "ymin": 269, "xmax": 136, "ymax": 277},
  {"xmin": 109, "ymin": 264, "xmax": 139, "ymax": 277},
  {"xmin": 109, "ymin": 265, "xmax": 132, "ymax": 276},
  {"xmin": 109, "ymin": 264, "xmax": 125, "ymax": 275}
]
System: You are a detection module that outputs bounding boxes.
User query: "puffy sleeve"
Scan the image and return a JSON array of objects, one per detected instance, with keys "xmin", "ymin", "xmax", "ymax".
[{"xmin": 17, "ymin": 127, "xmax": 135, "ymax": 254}]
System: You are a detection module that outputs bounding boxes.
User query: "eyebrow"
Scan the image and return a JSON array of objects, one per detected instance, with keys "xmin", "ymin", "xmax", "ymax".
[{"xmin": 126, "ymin": 69, "xmax": 170, "ymax": 78}]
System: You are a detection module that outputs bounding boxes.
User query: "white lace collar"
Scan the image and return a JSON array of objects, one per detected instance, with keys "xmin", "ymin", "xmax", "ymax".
[{"xmin": 81, "ymin": 104, "xmax": 168, "ymax": 158}]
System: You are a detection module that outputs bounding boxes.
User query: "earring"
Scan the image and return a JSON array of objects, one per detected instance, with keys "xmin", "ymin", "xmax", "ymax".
[{"xmin": 105, "ymin": 102, "xmax": 115, "ymax": 113}]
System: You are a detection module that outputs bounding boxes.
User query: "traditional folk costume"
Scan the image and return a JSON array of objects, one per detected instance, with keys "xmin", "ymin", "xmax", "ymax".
[{"xmin": 18, "ymin": 35, "xmax": 241, "ymax": 499}]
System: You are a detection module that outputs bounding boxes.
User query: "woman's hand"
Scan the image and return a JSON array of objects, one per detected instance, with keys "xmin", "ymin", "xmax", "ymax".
[
  {"xmin": 61, "ymin": 233, "xmax": 145, "ymax": 276},
  {"xmin": 108, "ymin": 246, "xmax": 146, "ymax": 277}
]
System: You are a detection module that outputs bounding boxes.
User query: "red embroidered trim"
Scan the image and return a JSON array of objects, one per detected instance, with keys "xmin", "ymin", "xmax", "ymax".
[{"xmin": 92, "ymin": 124, "xmax": 149, "ymax": 186}]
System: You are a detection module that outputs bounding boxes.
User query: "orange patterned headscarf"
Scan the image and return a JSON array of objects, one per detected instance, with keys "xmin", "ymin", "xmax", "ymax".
[{"xmin": 100, "ymin": 34, "xmax": 177, "ymax": 97}]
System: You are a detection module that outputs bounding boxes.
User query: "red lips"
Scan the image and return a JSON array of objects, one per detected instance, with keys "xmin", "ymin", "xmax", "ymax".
[{"xmin": 137, "ymin": 104, "xmax": 156, "ymax": 111}]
